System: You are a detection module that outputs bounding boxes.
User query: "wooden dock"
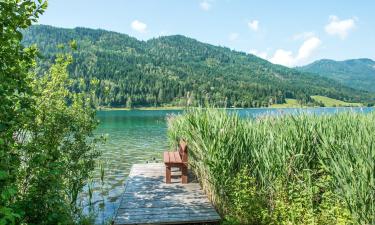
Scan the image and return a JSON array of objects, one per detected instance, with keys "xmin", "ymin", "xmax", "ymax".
[{"xmin": 113, "ymin": 163, "xmax": 221, "ymax": 225}]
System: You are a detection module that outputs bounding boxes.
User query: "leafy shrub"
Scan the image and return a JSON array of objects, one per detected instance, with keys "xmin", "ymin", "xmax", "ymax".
[
  {"xmin": 15, "ymin": 52, "xmax": 103, "ymax": 225},
  {"xmin": 224, "ymin": 166, "xmax": 269, "ymax": 225},
  {"xmin": 0, "ymin": 2, "xmax": 102, "ymax": 222}
]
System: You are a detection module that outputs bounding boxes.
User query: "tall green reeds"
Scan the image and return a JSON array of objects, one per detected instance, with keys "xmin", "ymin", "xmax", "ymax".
[{"xmin": 168, "ymin": 108, "xmax": 374, "ymax": 224}]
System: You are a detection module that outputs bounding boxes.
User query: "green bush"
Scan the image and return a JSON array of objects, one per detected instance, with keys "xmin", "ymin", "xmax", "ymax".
[
  {"xmin": 0, "ymin": 1, "xmax": 47, "ymax": 223},
  {"xmin": 16, "ymin": 53, "xmax": 103, "ymax": 225},
  {"xmin": 224, "ymin": 166, "xmax": 269, "ymax": 225},
  {"xmin": 1, "ymin": 2, "xmax": 102, "ymax": 224}
]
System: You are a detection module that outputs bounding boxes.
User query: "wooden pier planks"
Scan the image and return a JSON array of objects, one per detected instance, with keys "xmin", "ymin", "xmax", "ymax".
[{"xmin": 113, "ymin": 163, "xmax": 220, "ymax": 225}]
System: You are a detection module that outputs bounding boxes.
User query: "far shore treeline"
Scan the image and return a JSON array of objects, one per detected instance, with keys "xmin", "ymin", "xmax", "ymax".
[{"xmin": 22, "ymin": 25, "xmax": 375, "ymax": 108}]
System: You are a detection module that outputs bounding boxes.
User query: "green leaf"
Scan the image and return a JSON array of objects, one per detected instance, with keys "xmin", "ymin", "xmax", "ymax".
[{"xmin": 0, "ymin": 170, "xmax": 8, "ymax": 180}]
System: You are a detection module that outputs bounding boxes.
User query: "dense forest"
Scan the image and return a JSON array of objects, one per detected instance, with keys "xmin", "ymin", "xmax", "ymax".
[
  {"xmin": 22, "ymin": 25, "xmax": 373, "ymax": 108},
  {"xmin": 297, "ymin": 58, "xmax": 375, "ymax": 92}
]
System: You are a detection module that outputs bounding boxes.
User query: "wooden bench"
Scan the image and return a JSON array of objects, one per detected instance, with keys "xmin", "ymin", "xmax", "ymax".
[{"xmin": 163, "ymin": 140, "xmax": 188, "ymax": 184}]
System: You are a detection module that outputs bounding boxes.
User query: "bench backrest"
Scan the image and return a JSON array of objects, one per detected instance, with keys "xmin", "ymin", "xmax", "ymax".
[{"xmin": 178, "ymin": 140, "xmax": 188, "ymax": 163}]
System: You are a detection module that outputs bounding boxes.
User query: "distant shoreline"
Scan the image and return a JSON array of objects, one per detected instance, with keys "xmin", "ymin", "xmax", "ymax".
[
  {"xmin": 97, "ymin": 105, "xmax": 369, "ymax": 111},
  {"xmin": 98, "ymin": 106, "xmax": 185, "ymax": 111}
]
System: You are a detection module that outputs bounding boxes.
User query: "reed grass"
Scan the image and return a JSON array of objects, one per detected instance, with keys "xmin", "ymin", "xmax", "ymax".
[{"xmin": 168, "ymin": 108, "xmax": 375, "ymax": 224}]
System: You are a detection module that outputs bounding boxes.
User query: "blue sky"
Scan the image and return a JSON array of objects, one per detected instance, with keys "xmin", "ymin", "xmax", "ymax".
[{"xmin": 38, "ymin": 0, "xmax": 375, "ymax": 67}]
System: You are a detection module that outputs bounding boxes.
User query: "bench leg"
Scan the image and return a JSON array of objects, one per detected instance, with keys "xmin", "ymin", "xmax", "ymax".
[
  {"xmin": 181, "ymin": 165, "xmax": 188, "ymax": 184},
  {"xmin": 166, "ymin": 165, "xmax": 171, "ymax": 184}
]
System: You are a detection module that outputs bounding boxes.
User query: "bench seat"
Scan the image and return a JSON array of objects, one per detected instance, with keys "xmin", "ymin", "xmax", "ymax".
[
  {"xmin": 163, "ymin": 140, "xmax": 188, "ymax": 184},
  {"xmin": 163, "ymin": 151, "xmax": 182, "ymax": 164}
]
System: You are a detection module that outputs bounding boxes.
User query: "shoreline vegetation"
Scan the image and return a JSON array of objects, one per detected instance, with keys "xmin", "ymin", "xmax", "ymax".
[
  {"xmin": 167, "ymin": 108, "xmax": 375, "ymax": 224},
  {"xmin": 98, "ymin": 105, "xmax": 367, "ymax": 111},
  {"xmin": 98, "ymin": 95, "xmax": 367, "ymax": 111}
]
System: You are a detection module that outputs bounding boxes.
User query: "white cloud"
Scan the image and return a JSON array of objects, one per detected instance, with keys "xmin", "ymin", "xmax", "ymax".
[
  {"xmin": 248, "ymin": 20, "xmax": 259, "ymax": 31},
  {"xmin": 249, "ymin": 49, "xmax": 268, "ymax": 59},
  {"xmin": 131, "ymin": 20, "xmax": 147, "ymax": 33},
  {"xmin": 270, "ymin": 49, "xmax": 295, "ymax": 67},
  {"xmin": 200, "ymin": 0, "xmax": 211, "ymax": 11},
  {"xmin": 325, "ymin": 15, "xmax": 356, "ymax": 39},
  {"xmin": 270, "ymin": 36, "xmax": 322, "ymax": 67},
  {"xmin": 296, "ymin": 36, "xmax": 321, "ymax": 61},
  {"xmin": 228, "ymin": 32, "xmax": 239, "ymax": 41}
]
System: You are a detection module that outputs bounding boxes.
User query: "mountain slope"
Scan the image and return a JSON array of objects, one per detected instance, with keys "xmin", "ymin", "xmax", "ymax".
[
  {"xmin": 21, "ymin": 25, "xmax": 372, "ymax": 107},
  {"xmin": 297, "ymin": 58, "xmax": 375, "ymax": 92}
]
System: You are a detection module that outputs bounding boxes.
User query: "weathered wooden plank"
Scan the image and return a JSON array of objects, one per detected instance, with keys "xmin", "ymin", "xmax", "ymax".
[
  {"xmin": 117, "ymin": 206, "xmax": 217, "ymax": 213},
  {"xmin": 114, "ymin": 214, "xmax": 221, "ymax": 225},
  {"xmin": 163, "ymin": 152, "xmax": 169, "ymax": 163},
  {"xmin": 116, "ymin": 210, "xmax": 220, "ymax": 219},
  {"xmin": 123, "ymin": 188, "xmax": 205, "ymax": 194},
  {"xmin": 170, "ymin": 151, "xmax": 176, "ymax": 162},
  {"xmin": 113, "ymin": 163, "xmax": 220, "ymax": 225},
  {"xmin": 120, "ymin": 201, "xmax": 213, "ymax": 209},
  {"xmin": 122, "ymin": 191, "xmax": 207, "ymax": 198},
  {"xmin": 120, "ymin": 193, "xmax": 211, "ymax": 200},
  {"xmin": 115, "ymin": 217, "xmax": 220, "ymax": 225},
  {"xmin": 174, "ymin": 151, "xmax": 182, "ymax": 163}
]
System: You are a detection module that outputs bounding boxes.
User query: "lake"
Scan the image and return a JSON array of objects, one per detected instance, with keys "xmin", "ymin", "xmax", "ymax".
[{"xmin": 88, "ymin": 107, "xmax": 374, "ymax": 223}]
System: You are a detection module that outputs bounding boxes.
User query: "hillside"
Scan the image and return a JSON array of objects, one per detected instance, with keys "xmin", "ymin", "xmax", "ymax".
[
  {"xmin": 297, "ymin": 58, "xmax": 375, "ymax": 92},
  {"xmin": 21, "ymin": 25, "xmax": 372, "ymax": 108},
  {"xmin": 311, "ymin": 95, "xmax": 363, "ymax": 107}
]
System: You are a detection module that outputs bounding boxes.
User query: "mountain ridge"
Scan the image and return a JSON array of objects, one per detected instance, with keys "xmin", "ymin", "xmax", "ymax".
[
  {"xmin": 297, "ymin": 58, "xmax": 375, "ymax": 92},
  {"xmin": 21, "ymin": 25, "xmax": 373, "ymax": 107}
]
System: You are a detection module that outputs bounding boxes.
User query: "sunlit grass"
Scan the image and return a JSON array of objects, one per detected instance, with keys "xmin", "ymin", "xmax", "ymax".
[
  {"xmin": 269, "ymin": 98, "xmax": 301, "ymax": 108},
  {"xmin": 311, "ymin": 95, "xmax": 362, "ymax": 107}
]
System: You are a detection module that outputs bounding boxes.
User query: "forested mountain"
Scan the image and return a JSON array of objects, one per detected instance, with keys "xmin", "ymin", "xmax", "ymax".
[
  {"xmin": 297, "ymin": 58, "xmax": 375, "ymax": 92},
  {"xmin": 22, "ymin": 25, "xmax": 373, "ymax": 107}
]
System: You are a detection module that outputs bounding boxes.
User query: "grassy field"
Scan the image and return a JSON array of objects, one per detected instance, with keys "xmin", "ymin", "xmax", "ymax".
[
  {"xmin": 269, "ymin": 98, "xmax": 302, "ymax": 108},
  {"xmin": 311, "ymin": 95, "xmax": 363, "ymax": 107},
  {"xmin": 270, "ymin": 96, "xmax": 363, "ymax": 108},
  {"xmin": 168, "ymin": 108, "xmax": 374, "ymax": 224}
]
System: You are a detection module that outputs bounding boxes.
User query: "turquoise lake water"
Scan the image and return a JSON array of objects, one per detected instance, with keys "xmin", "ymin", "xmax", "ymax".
[{"xmin": 88, "ymin": 107, "xmax": 374, "ymax": 223}]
